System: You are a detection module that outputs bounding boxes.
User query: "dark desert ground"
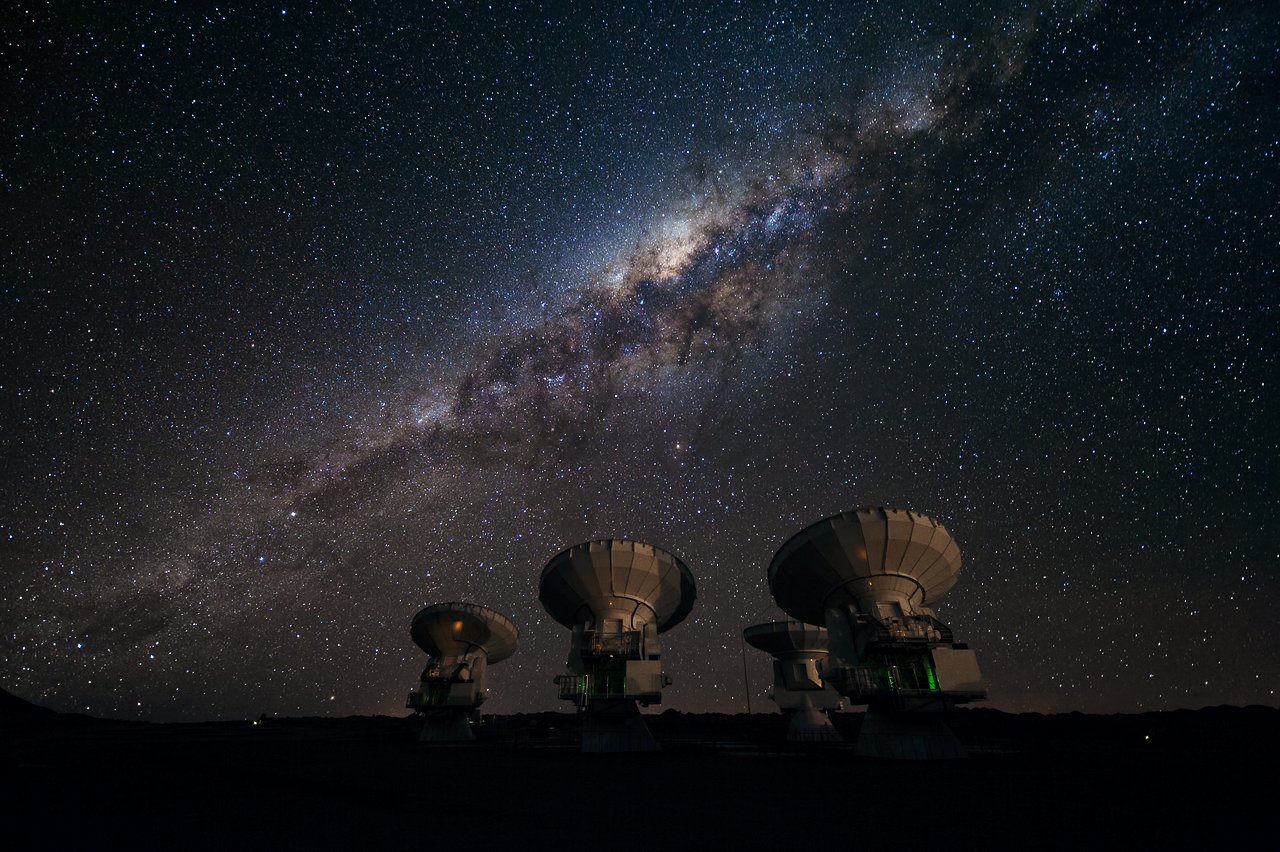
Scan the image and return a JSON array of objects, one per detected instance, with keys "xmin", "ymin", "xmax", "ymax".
[{"xmin": 4, "ymin": 688, "xmax": 1274, "ymax": 850}]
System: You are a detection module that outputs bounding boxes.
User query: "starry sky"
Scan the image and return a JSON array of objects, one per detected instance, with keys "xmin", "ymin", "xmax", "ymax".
[{"xmin": 2, "ymin": 1, "xmax": 1275, "ymax": 721}]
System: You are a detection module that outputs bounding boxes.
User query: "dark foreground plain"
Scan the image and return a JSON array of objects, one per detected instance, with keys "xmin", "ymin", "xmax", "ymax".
[{"xmin": 3, "ymin": 689, "xmax": 1274, "ymax": 850}]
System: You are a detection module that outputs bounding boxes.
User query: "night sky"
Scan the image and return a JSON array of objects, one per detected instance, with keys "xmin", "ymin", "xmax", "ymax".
[{"xmin": 3, "ymin": 1, "xmax": 1275, "ymax": 722}]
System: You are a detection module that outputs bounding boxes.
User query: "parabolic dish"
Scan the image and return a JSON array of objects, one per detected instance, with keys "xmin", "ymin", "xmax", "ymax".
[
  {"xmin": 768, "ymin": 507, "xmax": 961, "ymax": 626},
  {"xmin": 743, "ymin": 620, "xmax": 830, "ymax": 656},
  {"xmin": 539, "ymin": 539, "xmax": 696, "ymax": 632},
  {"xmin": 410, "ymin": 602, "xmax": 518, "ymax": 663}
]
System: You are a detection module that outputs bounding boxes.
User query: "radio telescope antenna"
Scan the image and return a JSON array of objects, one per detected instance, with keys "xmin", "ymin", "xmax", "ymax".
[
  {"xmin": 405, "ymin": 602, "xmax": 518, "ymax": 743},
  {"xmin": 743, "ymin": 621, "xmax": 844, "ymax": 743},
  {"xmin": 768, "ymin": 507, "xmax": 985, "ymax": 759},
  {"xmin": 539, "ymin": 539, "xmax": 696, "ymax": 752}
]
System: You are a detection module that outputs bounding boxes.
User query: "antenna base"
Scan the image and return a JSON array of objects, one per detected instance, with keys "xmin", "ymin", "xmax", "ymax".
[{"xmin": 580, "ymin": 700, "xmax": 658, "ymax": 752}]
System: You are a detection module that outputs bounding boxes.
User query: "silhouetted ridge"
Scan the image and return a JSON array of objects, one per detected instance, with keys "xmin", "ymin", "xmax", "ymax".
[{"xmin": 0, "ymin": 686, "xmax": 57, "ymax": 719}]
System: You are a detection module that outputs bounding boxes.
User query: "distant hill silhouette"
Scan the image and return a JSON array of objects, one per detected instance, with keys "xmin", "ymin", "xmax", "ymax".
[{"xmin": 0, "ymin": 687, "xmax": 57, "ymax": 719}]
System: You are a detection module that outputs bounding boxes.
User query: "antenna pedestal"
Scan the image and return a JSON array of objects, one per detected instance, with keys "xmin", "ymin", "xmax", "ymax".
[
  {"xmin": 418, "ymin": 709, "xmax": 478, "ymax": 743},
  {"xmin": 785, "ymin": 695, "xmax": 843, "ymax": 743},
  {"xmin": 857, "ymin": 705, "xmax": 965, "ymax": 760},
  {"xmin": 580, "ymin": 700, "xmax": 658, "ymax": 753}
]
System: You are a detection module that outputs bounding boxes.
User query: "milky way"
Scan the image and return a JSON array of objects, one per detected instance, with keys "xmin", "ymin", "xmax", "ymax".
[{"xmin": 3, "ymin": 1, "xmax": 1275, "ymax": 720}]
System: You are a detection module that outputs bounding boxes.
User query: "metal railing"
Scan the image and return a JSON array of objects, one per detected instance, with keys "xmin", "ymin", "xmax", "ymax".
[
  {"xmin": 828, "ymin": 664, "xmax": 939, "ymax": 698},
  {"xmin": 406, "ymin": 687, "xmax": 451, "ymax": 709},
  {"xmin": 580, "ymin": 630, "xmax": 641, "ymax": 657},
  {"xmin": 556, "ymin": 674, "xmax": 631, "ymax": 700}
]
